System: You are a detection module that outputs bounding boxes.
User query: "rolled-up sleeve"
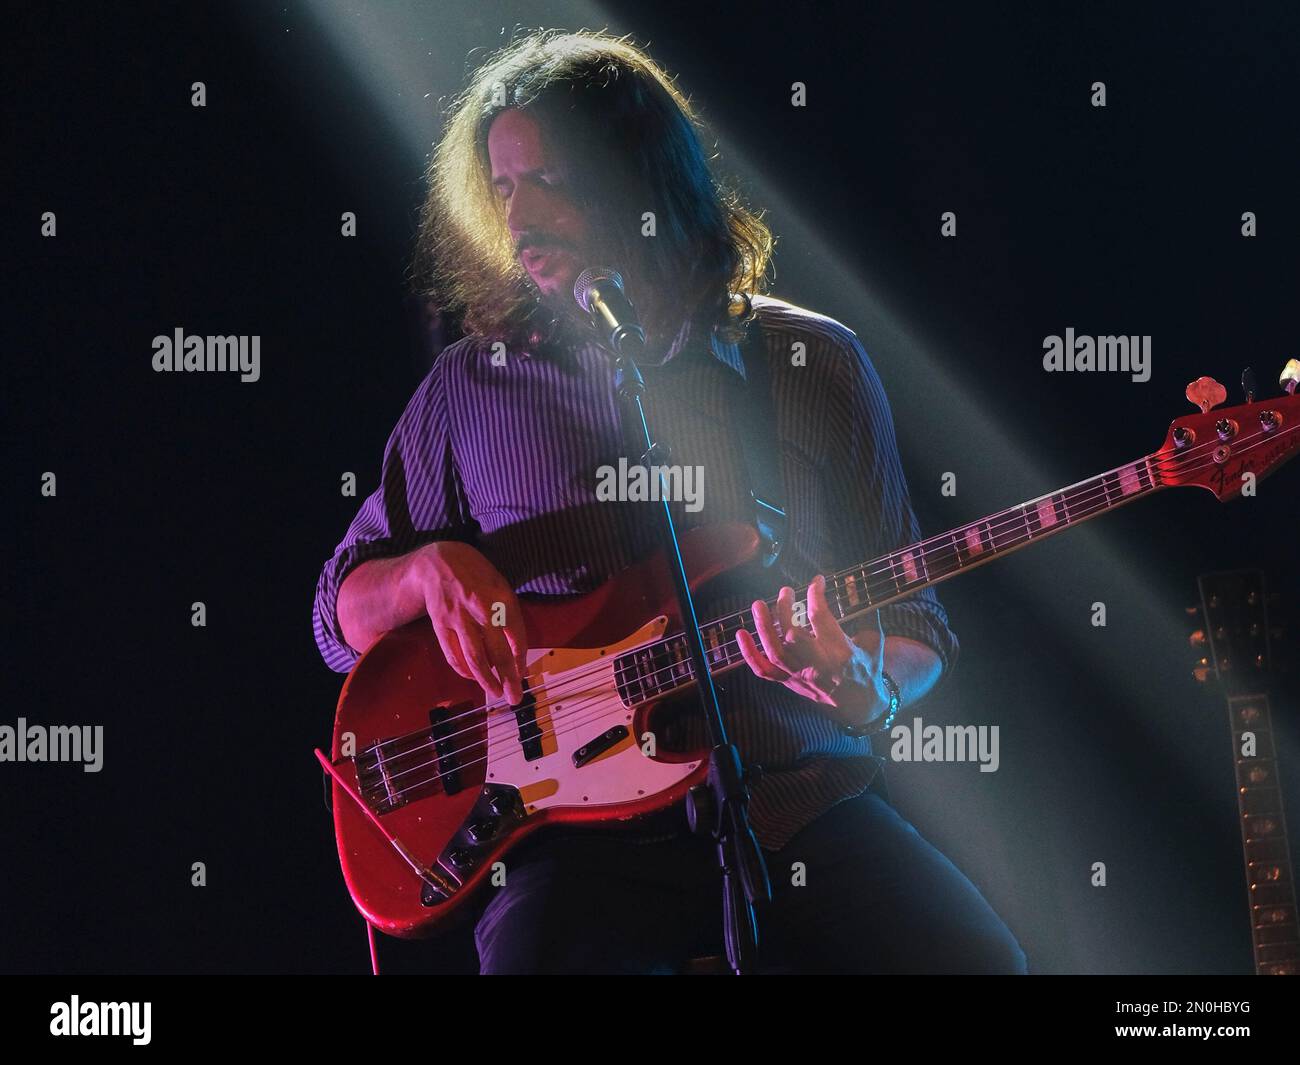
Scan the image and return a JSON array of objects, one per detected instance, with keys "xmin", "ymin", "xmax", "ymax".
[
  {"xmin": 312, "ymin": 352, "xmax": 474, "ymax": 673},
  {"xmin": 823, "ymin": 326, "xmax": 960, "ymax": 678}
]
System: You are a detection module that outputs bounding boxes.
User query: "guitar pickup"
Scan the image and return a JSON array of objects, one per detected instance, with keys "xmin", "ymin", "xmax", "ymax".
[
  {"xmin": 514, "ymin": 679, "xmax": 544, "ymax": 761},
  {"xmin": 573, "ymin": 725, "xmax": 630, "ymax": 768},
  {"xmin": 428, "ymin": 706, "xmax": 464, "ymax": 796}
]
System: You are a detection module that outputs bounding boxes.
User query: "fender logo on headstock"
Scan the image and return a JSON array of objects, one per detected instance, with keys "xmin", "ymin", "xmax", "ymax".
[{"xmin": 1210, "ymin": 438, "xmax": 1293, "ymax": 497}]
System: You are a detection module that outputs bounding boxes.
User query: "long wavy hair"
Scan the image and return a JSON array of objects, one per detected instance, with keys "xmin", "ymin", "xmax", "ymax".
[{"xmin": 412, "ymin": 29, "xmax": 773, "ymax": 346}]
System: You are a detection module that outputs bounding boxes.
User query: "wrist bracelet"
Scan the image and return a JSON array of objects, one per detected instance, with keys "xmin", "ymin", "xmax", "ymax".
[{"xmin": 842, "ymin": 668, "xmax": 901, "ymax": 738}]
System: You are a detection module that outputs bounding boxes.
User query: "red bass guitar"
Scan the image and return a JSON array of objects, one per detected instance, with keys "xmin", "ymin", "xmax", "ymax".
[{"xmin": 318, "ymin": 368, "xmax": 1300, "ymax": 937}]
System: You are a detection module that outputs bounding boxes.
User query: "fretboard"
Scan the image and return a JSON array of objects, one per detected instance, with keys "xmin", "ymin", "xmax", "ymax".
[
  {"xmin": 615, "ymin": 454, "xmax": 1162, "ymax": 704},
  {"xmin": 1225, "ymin": 692, "xmax": 1300, "ymax": 975}
]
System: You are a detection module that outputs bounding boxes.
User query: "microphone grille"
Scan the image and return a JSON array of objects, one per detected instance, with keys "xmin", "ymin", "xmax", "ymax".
[{"xmin": 574, "ymin": 267, "xmax": 623, "ymax": 314}]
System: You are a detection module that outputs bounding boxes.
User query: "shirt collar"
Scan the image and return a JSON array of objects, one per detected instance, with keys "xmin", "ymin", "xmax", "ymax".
[{"xmin": 659, "ymin": 315, "xmax": 748, "ymax": 380}]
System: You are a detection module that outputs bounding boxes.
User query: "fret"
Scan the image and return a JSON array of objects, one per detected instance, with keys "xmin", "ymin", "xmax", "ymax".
[
  {"xmin": 705, "ymin": 624, "xmax": 726, "ymax": 668},
  {"xmin": 1031, "ymin": 496, "xmax": 1056, "ymax": 533},
  {"xmin": 1240, "ymin": 787, "xmax": 1284, "ymax": 817},
  {"xmin": 1253, "ymin": 904, "xmax": 1297, "ymax": 928},
  {"xmin": 1249, "ymin": 881, "xmax": 1295, "ymax": 907},
  {"xmin": 920, "ymin": 537, "xmax": 959, "ymax": 581},
  {"xmin": 1089, "ymin": 476, "xmax": 1115, "ymax": 514},
  {"xmin": 1247, "ymin": 837, "xmax": 1289, "ymax": 864},
  {"xmin": 1241, "ymin": 761, "xmax": 1277, "ymax": 786},
  {"xmin": 1142, "ymin": 455, "xmax": 1158, "ymax": 491},
  {"xmin": 860, "ymin": 570, "xmax": 886, "ymax": 609},
  {"xmin": 830, "ymin": 572, "xmax": 854, "ymax": 618},
  {"xmin": 898, "ymin": 548, "xmax": 923, "ymax": 585},
  {"xmin": 1256, "ymin": 920, "xmax": 1299, "ymax": 944},
  {"xmin": 844, "ymin": 570, "xmax": 862, "ymax": 608},
  {"xmin": 1248, "ymin": 859, "xmax": 1292, "ymax": 884},
  {"xmin": 628, "ymin": 658, "xmax": 647, "ymax": 706},
  {"xmin": 641, "ymin": 647, "xmax": 661, "ymax": 699},
  {"xmin": 1052, "ymin": 494, "xmax": 1069, "ymax": 526},
  {"xmin": 1259, "ymin": 950, "xmax": 1300, "ymax": 974},
  {"xmin": 1116, "ymin": 462, "xmax": 1143, "ymax": 498},
  {"xmin": 1253, "ymin": 925, "xmax": 1294, "ymax": 951},
  {"xmin": 1023, "ymin": 502, "xmax": 1040, "ymax": 537},
  {"xmin": 950, "ymin": 531, "xmax": 965, "ymax": 569},
  {"xmin": 883, "ymin": 552, "xmax": 904, "ymax": 597},
  {"xmin": 1248, "ymin": 858, "xmax": 1289, "ymax": 884},
  {"xmin": 989, "ymin": 512, "xmax": 1022, "ymax": 552},
  {"xmin": 1243, "ymin": 810, "xmax": 1289, "ymax": 845},
  {"xmin": 673, "ymin": 638, "xmax": 692, "ymax": 684}
]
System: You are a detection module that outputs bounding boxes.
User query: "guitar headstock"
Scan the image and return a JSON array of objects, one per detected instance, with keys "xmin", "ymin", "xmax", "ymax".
[
  {"xmin": 1156, "ymin": 364, "xmax": 1300, "ymax": 501},
  {"xmin": 1189, "ymin": 570, "xmax": 1281, "ymax": 693}
]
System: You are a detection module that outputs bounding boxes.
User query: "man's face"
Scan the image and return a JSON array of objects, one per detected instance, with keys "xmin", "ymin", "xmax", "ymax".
[{"xmin": 488, "ymin": 107, "xmax": 592, "ymax": 304}]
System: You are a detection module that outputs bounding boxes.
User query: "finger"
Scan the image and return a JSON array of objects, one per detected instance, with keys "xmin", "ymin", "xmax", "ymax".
[
  {"xmin": 482, "ymin": 623, "xmax": 523, "ymax": 705},
  {"xmin": 473, "ymin": 593, "xmax": 527, "ymax": 682},
  {"xmin": 807, "ymin": 575, "xmax": 852, "ymax": 662},
  {"xmin": 453, "ymin": 618, "xmax": 504, "ymax": 701},
  {"xmin": 736, "ymin": 627, "xmax": 789, "ymax": 681},
  {"xmin": 499, "ymin": 597, "xmax": 530, "ymax": 678},
  {"xmin": 776, "ymin": 585, "xmax": 796, "ymax": 637},
  {"xmin": 753, "ymin": 597, "xmax": 797, "ymax": 671},
  {"xmin": 432, "ymin": 621, "xmax": 474, "ymax": 682}
]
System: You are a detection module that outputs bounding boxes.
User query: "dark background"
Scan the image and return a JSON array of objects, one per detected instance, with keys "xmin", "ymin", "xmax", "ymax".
[{"xmin": 6, "ymin": 0, "xmax": 1299, "ymax": 974}]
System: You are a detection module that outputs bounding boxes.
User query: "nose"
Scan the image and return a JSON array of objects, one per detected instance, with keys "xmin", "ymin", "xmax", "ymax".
[{"xmin": 505, "ymin": 182, "xmax": 549, "ymax": 245}]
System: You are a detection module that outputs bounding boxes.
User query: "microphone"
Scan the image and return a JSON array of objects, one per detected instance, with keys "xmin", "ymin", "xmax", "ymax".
[{"xmin": 574, "ymin": 268, "xmax": 646, "ymax": 357}]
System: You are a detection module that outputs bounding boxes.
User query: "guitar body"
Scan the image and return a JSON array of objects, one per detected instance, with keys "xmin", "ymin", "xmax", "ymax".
[{"xmin": 327, "ymin": 522, "xmax": 762, "ymax": 937}]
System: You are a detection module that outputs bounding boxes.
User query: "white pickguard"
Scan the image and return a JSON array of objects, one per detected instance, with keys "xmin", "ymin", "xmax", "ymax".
[{"xmin": 485, "ymin": 616, "xmax": 701, "ymax": 812}]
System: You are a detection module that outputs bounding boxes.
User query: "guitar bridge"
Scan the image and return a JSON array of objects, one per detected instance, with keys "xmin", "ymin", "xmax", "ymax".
[{"xmin": 356, "ymin": 701, "xmax": 477, "ymax": 814}]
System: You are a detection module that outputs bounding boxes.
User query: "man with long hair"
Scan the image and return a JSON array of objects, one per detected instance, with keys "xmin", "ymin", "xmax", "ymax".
[{"xmin": 313, "ymin": 29, "xmax": 1025, "ymax": 974}]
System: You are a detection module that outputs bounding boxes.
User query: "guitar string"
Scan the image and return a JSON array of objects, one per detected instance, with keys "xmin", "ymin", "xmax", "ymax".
[
  {"xmin": 362, "ymin": 420, "xmax": 1299, "ymax": 791},
  {"xmin": 362, "ymin": 419, "xmax": 1290, "ymax": 762},
  {"xmin": 366, "ymin": 425, "xmax": 1299, "ymax": 800},
  {"xmin": 539, "ymin": 419, "xmax": 1296, "ymax": 696},
  {"xmin": 375, "ymin": 460, "xmax": 1204, "ymax": 798},
  {"xmin": 366, "ymin": 471, "xmax": 1143, "ymax": 776},
  {"xmin": 351, "ymin": 423, "xmax": 1294, "ymax": 801}
]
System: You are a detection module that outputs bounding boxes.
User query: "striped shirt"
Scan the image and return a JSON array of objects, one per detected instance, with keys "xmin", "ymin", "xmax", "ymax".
[{"xmin": 312, "ymin": 295, "xmax": 959, "ymax": 850}]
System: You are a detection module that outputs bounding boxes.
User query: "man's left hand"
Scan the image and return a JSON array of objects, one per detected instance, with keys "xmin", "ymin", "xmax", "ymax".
[{"xmin": 736, "ymin": 574, "xmax": 891, "ymax": 729}]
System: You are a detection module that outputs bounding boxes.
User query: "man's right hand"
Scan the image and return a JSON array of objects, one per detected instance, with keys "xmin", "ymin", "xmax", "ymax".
[{"xmin": 402, "ymin": 541, "xmax": 528, "ymax": 705}]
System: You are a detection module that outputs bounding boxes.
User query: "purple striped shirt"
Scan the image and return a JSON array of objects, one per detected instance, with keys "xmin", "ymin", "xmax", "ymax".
[{"xmin": 313, "ymin": 295, "xmax": 958, "ymax": 849}]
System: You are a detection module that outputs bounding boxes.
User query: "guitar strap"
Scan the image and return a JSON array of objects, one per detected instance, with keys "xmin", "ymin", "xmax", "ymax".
[{"xmin": 733, "ymin": 318, "xmax": 789, "ymax": 569}]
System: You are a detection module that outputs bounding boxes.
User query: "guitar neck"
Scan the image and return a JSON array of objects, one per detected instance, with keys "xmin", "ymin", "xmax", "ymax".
[
  {"xmin": 822, "ymin": 453, "xmax": 1163, "ymax": 628},
  {"xmin": 1223, "ymin": 691, "xmax": 1300, "ymax": 975},
  {"xmin": 618, "ymin": 454, "xmax": 1165, "ymax": 702}
]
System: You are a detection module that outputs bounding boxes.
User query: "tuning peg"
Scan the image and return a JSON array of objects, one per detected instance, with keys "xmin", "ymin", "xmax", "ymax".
[
  {"xmin": 1189, "ymin": 629, "xmax": 1207, "ymax": 647},
  {"xmin": 1282, "ymin": 359, "xmax": 1300, "ymax": 395},
  {"xmin": 1242, "ymin": 367, "xmax": 1257, "ymax": 403},
  {"xmin": 1186, "ymin": 376, "xmax": 1228, "ymax": 413}
]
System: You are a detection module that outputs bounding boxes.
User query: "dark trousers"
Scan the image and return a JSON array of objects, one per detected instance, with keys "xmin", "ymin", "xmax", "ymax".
[{"xmin": 473, "ymin": 792, "xmax": 1027, "ymax": 974}]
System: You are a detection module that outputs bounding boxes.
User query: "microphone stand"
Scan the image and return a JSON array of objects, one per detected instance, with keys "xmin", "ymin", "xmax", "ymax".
[{"xmin": 605, "ymin": 324, "xmax": 772, "ymax": 976}]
